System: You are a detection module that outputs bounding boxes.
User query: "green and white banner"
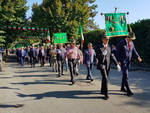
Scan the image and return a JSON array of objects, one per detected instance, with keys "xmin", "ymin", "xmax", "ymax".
[
  {"xmin": 105, "ymin": 13, "xmax": 128, "ymax": 38},
  {"xmin": 54, "ymin": 33, "xmax": 68, "ymax": 44}
]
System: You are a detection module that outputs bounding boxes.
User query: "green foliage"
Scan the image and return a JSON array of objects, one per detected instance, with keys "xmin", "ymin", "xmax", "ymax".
[
  {"xmin": 31, "ymin": 0, "xmax": 98, "ymax": 40},
  {"xmin": 83, "ymin": 29, "xmax": 105, "ymax": 49},
  {"xmin": 0, "ymin": 0, "xmax": 29, "ymax": 48},
  {"xmin": 0, "ymin": 30, "xmax": 6, "ymax": 47},
  {"xmin": 131, "ymin": 19, "xmax": 150, "ymax": 63}
]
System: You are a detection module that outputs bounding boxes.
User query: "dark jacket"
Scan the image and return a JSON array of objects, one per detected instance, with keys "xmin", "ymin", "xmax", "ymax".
[
  {"xmin": 57, "ymin": 48, "xmax": 66, "ymax": 61},
  {"xmin": 18, "ymin": 50, "xmax": 27, "ymax": 57},
  {"xmin": 96, "ymin": 44, "xmax": 118, "ymax": 70},
  {"xmin": 39, "ymin": 49, "xmax": 46, "ymax": 57},
  {"xmin": 83, "ymin": 49, "xmax": 96, "ymax": 65},
  {"xmin": 117, "ymin": 39, "xmax": 139, "ymax": 65},
  {"xmin": 30, "ymin": 48, "xmax": 37, "ymax": 57}
]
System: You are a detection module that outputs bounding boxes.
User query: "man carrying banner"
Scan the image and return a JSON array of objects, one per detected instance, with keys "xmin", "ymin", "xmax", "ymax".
[{"xmin": 117, "ymin": 32, "xmax": 142, "ymax": 96}]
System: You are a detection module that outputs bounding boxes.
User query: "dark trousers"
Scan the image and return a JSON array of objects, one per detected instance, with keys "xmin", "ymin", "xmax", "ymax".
[
  {"xmin": 100, "ymin": 68, "xmax": 109, "ymax": 96},
  {"xmin": 121, "ymin": 63, "xmax": 131, "ymax": 93},
  {"xmin": 25, "ymin": 56, "xmax": 30, "ymax": 64},
  {"xmin": 30, "ymin": 57, "xmax": 36, "ymax": 67},
  {"xmin": 51, "ymin": 59, "xmax": 57, "ymax": 72},
  {"xmin": 57, "ymin": 60, "xmax": 64, "ymax": 76},
  {"xmin": 17, "ymin": 56, "xmax": 20, "ymax": 63},
  {"xmin": 68, "ymin": 59, "xmax": 77, "ymax": 83},
  {"xmin": 39, "ymin": 56, "xmax": 45, "ymax": 67},
  {"xmin": 86, "ymin": 63, "xmax": 93, "ymax": 79},
  {"xmin": 20, "ymin": 56, "xmax": 25, "ymax": 67},
  {"xmin": 49, "ymin": 56, "xmax": 52, "ymax": 67}
]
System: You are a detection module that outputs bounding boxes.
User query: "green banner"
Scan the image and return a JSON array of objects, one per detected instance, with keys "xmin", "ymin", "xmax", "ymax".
[
  {"xmin": 54, "ymin": 33, "xmax": 68, "ymax": 44},
  {"xmin": 105, "ymin": 13, "xmax": 128, "ymax": 38}
]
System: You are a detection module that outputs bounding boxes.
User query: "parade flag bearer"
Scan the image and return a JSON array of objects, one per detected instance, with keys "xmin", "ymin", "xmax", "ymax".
[{"xmin": 117, "ymin": 32, "xmax": 142, "ymax": 96}]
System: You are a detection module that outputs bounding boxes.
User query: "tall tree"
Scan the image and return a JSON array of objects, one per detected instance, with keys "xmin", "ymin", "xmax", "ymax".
[
  {"xmin": 0, "ymin": 0, "xmax": 28, "ymax": 48},
  {"xmin": 31, "ymin": 0, "xmax": 98, "ymax": 40}
]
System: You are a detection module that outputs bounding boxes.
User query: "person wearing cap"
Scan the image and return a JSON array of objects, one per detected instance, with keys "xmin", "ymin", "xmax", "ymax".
[
  {"xmin": 96, "ymin": 36, "xmax": 120, "ymax": 100},
  {"xmin": 56, "ymin": 44, "xmax": 66, "ymax": 77},
  {"xmin": 117, "ymin": 32, "xmax": 142, "ymax": 97},
  {"xmin": 66, "ymin": 40, "xmax": 81, "ymax": 85},
  {"xmin": 83, "ymin": 43, "xmax": 96, "ymax": 81}
]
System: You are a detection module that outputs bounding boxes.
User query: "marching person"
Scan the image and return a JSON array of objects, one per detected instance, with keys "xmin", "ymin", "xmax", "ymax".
[
  {"xmin": 25, "ymin": 47, "xmax": 30, "ymax": 65},
  {"xmin": 19, "ymin": 47, "xmax": 27, "ymax": 67},
  {"xmin": 16, "ymin": 48, "xmax": 20, "ymax": 63},
  {"xmin": 117, "ymin": 32, "xmax": 142, "ymax": 96},
  {"xmin": 83, "ymin": 43, "xmax": 96, "ymax": 81},
  {"xmin": 76, "ymin": 44, "xmax": 83, "ymax": 76},
  {"xmin": 96, "ymin": 36, "xmax": 120, "ymax": 100},
  {"xmin": 57, "ymin": 44, "xmax": 66, "ymax": 77},
  {"xmin": 39, "ymin": 46, "xmax": 46, "ymax": 67},
  {"xmin": 47, "ymin": 45, "xmax": 52, "ymax": 67},
  {"xmin": 65, "ymin": 44, "xmax": 70, "ymax": 71},
  {"xmin": 36, "ymin": 46, "xmax": 40, "ymax": 63},
  {"xmin": 67, "ymin": 40, "xmax": 81, "ymax": 85},
  {"xmin": 30, "ymin": 45, "xmax": 37, "ymax": 68},
  {"xmin": 51, "ymin": 45, "xmax": 58, "ymax": 72}
]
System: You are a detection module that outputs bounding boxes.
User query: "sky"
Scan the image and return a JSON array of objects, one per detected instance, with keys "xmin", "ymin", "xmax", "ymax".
[{"xmin": 26, "ymin": 0, "xmax": 150, "ymax": 29}]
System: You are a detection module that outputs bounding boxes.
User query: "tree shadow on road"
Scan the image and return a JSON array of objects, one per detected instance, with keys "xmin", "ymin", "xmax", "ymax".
[
  {"xmin": 16, "ymin": 90, "xmax": 104, "ymax": 100},
  {"xmin": 109, "ymin": 70, "xmax": 150, "ymax": 108},
  {"xmin": 13, "ymin": 73, "xmax": 58, "ymax": 78},
  {"xmin": 11, "ymin": 79, "xmax": 71, "ymax": 86},
  {"xmin": 15, "ymin": 69, "xmax": 53, "ymax": 74},
  {"xmin": 0, "ymin": 104, "xmax": 24, "ymax": 108},
  {"xmin": 0, "ymin": 87, "xmax": 20, "ymax": 90}
]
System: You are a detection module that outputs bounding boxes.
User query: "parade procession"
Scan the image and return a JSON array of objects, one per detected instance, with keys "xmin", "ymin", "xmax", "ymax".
[{"xmin": 0, "ymin": 0, "xmax": 150, "ymax": 113}]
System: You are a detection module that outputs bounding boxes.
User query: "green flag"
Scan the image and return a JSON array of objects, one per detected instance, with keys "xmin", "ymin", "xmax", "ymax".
[
  {"xmin": 105, "ymin": 13, "xmax": 128, "ymax": 38},
  {"xmin": 78, "ymin": 23, "xmax": 84, "ymax": 48},
  {"xmin": 54, "ymin": 33, "xmax": 68, "ymax": 44},
  {"xmin": 46, "ymin": 31, "xmax": 50, "ymax": 43},
  {"xmin": 78, "ymin": 23, "xmax": 83, "ymax": 35}
]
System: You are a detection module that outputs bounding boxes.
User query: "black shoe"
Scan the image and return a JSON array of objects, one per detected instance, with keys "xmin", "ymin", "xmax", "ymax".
[
  {"xmin": 86, "ymin": 77, "xmax": 90, "ymax": 80},
  {"xmin": 91, "ymin": 79, "xmax": 94, "ymax": 82},
  {"xmin": 76, "ymin": 73, "xmax": 79, "ymax": 76},
  {"xmin": 104, "ymin": 95, "xmax": 109, "ymax": 100},
  {"xmin": 127, "ymin": 92, "xmax": 134, "ymax": 97},
  {"xmin": 61, "ymin": 73, "xmax": 64, "ymax": 76},
  {"xmin": 58, "ymin": 75, "xmax": 61, "ymax": 78},
  {"xmin": 121, "ymin": 88, "xmax": 127, "ymax": 92},
  {"xmin": 72, "ymin": 81, "xmax": 75, "ymax": 85}
]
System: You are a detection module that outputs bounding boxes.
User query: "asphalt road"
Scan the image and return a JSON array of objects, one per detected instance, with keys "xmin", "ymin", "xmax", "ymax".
[{"xmin": 0, "ymin": 60, "xmax": 150, "ymax": 113}]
